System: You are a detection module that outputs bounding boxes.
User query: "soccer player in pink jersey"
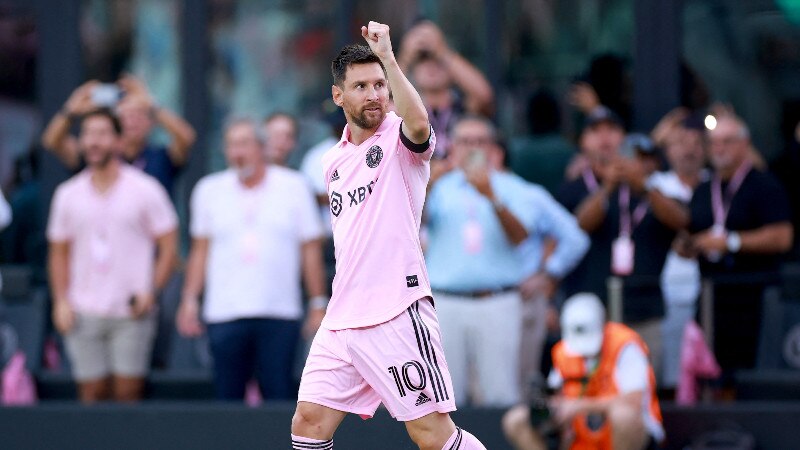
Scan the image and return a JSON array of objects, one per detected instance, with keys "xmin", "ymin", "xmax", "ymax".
[{"xmin": 291, "ymin": 22, "xmax": 487, "ymax": 450}]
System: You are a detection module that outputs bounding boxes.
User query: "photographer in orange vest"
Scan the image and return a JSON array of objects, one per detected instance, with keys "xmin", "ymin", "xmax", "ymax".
[{"xmin": 502, "ymin": 293, "xmax": 664, "ymax": 450}]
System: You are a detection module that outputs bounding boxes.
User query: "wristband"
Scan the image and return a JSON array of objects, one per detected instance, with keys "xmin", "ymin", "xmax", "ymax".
[
  {"xmin": 644, "ymin": 174, "xmax": 659, "ymax": 192},
  {"xmin": 726, "ymin": 231, "xmax": 742, "ymax": 254},
  {"xmin": 309, "ymin": 296, "xmax": 329, "ymax": 310}
]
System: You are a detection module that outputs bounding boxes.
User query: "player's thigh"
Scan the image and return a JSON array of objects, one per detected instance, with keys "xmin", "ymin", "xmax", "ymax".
[
  {"xmin": 299, "ymin": 326, "xmax": 383, "ymax": 418},
  {"xmin": 349, "ymin": 299, "xmax": 456, "ymax": 422}
]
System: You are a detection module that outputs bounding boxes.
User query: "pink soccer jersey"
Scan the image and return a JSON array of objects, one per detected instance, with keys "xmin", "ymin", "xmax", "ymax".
[{"xmin": 321, "ymin": 112, "xmax": 434, "ymax": 330}]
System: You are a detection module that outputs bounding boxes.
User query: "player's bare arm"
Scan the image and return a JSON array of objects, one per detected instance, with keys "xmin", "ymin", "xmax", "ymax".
[{"xmin": 361, "ymin": 21, "xmax": 430, "ymax": 144}]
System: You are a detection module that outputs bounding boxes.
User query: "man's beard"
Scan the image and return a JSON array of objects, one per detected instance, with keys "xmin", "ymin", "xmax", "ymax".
[
  {"xmin": 87, "ymin": 150, "xmax": 114, "ymax": 169},
  {"xmin": 349, "ymin": 104, "xmax": 385, "ymax": 130}
]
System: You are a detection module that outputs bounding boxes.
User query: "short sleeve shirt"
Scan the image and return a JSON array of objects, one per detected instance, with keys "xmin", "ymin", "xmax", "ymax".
[
  {"xmin": 46, "ymin": 166, "xmax": 178, "ymax": 317},
  {"xmin": 557, "ymin": 176, "xmax": 672, "ymax": 322},
  {"xmin": 425, "ymin": 170, "xmax": 539, "ymax": 291},
  {"xmin": 190, "ymin": 167, "xmax": 323, "ymax": 323},
  {"xmin": 321, "ymin": 112, "xmax": 434, "ymax": 330},
  {"xmin": 689, "ymin": 169, "xmax": 791, "ymax": 277}
]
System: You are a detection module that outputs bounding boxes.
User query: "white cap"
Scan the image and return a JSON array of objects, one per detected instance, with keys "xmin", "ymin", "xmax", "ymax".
[{"xmin": 560, "ymin": 293, "xmax": 606, "ymax": 357}]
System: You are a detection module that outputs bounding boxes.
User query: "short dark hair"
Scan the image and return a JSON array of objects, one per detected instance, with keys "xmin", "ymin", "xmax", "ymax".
[
  {"xmin": 331, "ymin": 44, "xmax": 386, "ymax": 87},
  {"xmin": 263, "ymin": 111, "xmax": 298, "ymax": 135},
  {"xmin": 81, "ymin": 107, "xmax": 123, "ymax": 135}
]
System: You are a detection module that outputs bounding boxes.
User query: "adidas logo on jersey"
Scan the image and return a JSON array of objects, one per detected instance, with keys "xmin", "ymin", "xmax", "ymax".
[
  {"xmin": 415, "ymin": 392, "xmax": 431, "ymax": 406},
  {"xmin": 330, "ymin": 169, "xmax": 340, "ymax": 182}
]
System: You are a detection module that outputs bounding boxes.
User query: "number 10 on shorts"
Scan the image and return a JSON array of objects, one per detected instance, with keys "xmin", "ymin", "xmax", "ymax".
[{"xmin": 388, "ymin": 361, "xmax": 427, "ymax": 397}]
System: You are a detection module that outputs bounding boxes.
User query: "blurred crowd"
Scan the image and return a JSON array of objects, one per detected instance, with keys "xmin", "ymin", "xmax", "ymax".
[{"xmin": 0, "ymin": 19, "xmax": 798, "ymax": 411}]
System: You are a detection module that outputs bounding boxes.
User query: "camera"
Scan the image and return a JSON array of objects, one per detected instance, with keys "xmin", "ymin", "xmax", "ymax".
[
  {"xmin": 91, "ymin": 83, "xmax": 123, "ymax": 107},
  {"xmin": 526, "ymin": 374, "xmax": 557, "ymax": 435},
  {"xmin": 620, "ymin": 133, "xmax": 656, "ymax": 159}
]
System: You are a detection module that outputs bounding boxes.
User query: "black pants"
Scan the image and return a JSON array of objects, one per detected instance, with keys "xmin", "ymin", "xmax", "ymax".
[
  {"xmin": 207, "ymin": 317, "xmax": 301, "ymax": 400},
  {"xmin": 711, "ymin": 284, "xmax": 766, "ymax": 371}
]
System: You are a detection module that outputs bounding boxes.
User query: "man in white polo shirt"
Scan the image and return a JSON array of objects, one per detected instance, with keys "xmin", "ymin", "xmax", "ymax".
[{"xmin": 177, "ymin": 117, "xmax": 326, "ymax": 401}]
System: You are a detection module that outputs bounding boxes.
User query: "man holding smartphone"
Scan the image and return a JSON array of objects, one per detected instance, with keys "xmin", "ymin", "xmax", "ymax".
[{"xmin": 425, "ymin": 115, "xmax": 538, "ymax": 408}]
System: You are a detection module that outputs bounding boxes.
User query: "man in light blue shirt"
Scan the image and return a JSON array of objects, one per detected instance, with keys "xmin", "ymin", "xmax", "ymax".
[{"xmin": 425, "ymin": 116, "xmax": 588, "ymax": 407}]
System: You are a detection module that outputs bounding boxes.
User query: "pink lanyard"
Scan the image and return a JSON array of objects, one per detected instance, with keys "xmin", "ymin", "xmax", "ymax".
[
  {"xmin": 582, "ymin": 169, "xmax": 647, "ymax": 237},
  {"xmin": 619, "ymin": 184, "xmax": 648, "ymax": 237},
  {"xmin": 582, "ymin": 168, "xmax": 600, "ymax": 193},
  {"xmin": 429, "ymin": 107, "xmax": 453, "ymax": 155},
  {"xmin": 711, "ymin": 161, "xmax": 752, "ymax": 229}
]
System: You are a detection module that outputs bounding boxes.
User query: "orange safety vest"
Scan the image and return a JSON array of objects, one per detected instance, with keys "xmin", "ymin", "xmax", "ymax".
[{"xmin": 551, "ymin": 322, "xmax": 663, "ymax": 450}]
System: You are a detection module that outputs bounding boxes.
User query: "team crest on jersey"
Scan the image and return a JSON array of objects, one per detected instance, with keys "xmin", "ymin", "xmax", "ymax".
[{"xmin": 366, "ymin": 145, "xmax": 383, "ymax": 168}]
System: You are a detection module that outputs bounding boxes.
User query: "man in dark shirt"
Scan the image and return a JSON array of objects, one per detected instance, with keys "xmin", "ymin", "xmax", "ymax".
[
  {"xmin": 686, "ymin": 115, "xmax": 793, "ymax": 371},
  {"xmin": 557, "ymin": 108, "xmax": 688, "ymax": 377}
]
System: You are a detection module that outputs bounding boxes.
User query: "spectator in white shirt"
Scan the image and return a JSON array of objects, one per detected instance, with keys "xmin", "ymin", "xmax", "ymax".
[{"xmin": 177, "ymin": 117, "xmax": 327, "ymax": 401}]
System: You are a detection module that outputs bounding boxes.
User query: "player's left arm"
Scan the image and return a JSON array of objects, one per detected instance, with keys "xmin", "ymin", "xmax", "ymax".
[{"xmin": 361, "ymin": 21, "xmax": 431, "ymax": 147}]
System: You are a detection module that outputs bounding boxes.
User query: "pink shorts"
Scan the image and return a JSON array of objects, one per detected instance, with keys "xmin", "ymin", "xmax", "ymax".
[{"xmin": 298, "ymin": 298, "xmax": 457, "ymax": 422}]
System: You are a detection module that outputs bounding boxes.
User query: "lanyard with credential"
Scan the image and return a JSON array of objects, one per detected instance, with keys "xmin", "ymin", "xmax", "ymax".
[
  {"xmin": 618, "ymin": 184, "xmax": 648, "ymax": 238},
  {"xmin": 582, "ymin": 168, "xmax": 600, "ymax": 193},
  {"xmin": 583, "ymin": 168, "xmax": 648, "ymax": 237},
  {"xmin": 711, "ymin": 160, "xmax": 752, "ymax": 230}
]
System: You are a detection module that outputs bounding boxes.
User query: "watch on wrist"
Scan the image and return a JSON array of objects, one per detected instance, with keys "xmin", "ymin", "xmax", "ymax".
[
  {"xmin": 644, "ymin": 174, "xmax": 658, "ymax": 192},
  {"xmin": 726, "ymin": 231, "xmax": 742, "ymax": 254}
]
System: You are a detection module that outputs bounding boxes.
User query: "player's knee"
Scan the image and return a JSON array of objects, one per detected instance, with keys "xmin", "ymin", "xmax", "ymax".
[
  {"xmin": 407, "ymin": 428, "xmax": 441, "ymax": 450},
  {"xmin": 406, "ymin": 413, "xmax": 455, "ymax": 450},
  {"xmin": 406, "ymin": 422, "xmax": 434, "ymax": 448},
  {"xmin": 291, "ymin": 403, "xmax": 325, "ymax": 436},
  {"xmin": 501, "ymin": 405, "xmax": 531, "ymax": 439}
]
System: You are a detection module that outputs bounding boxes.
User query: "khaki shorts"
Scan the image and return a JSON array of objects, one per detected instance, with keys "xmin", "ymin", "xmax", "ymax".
[{"xmin": 64, "ymin": 313, "xmax": 157, "ymax": 381}]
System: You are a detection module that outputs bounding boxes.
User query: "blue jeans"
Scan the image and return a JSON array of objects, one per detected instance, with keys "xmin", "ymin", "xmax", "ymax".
[{"xmin": 207, "ymin": 317, "xmax": 301, "ymax": 400}]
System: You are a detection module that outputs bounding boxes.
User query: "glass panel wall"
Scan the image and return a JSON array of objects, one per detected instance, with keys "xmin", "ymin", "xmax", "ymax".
[
  {"xmin": 81, "ymin": 0, "xmax": 183, "ymax": 124},
  {"xmin": 207, "ymin": 0, "xmax": 339, "ymax": 171},
  {"xmin": 683, "ymin": 0, "xmax": 800, "ymax": 159},
  {"xmin": 0, "ymin": 2, "xmax": 39, "ymax": 188}
]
